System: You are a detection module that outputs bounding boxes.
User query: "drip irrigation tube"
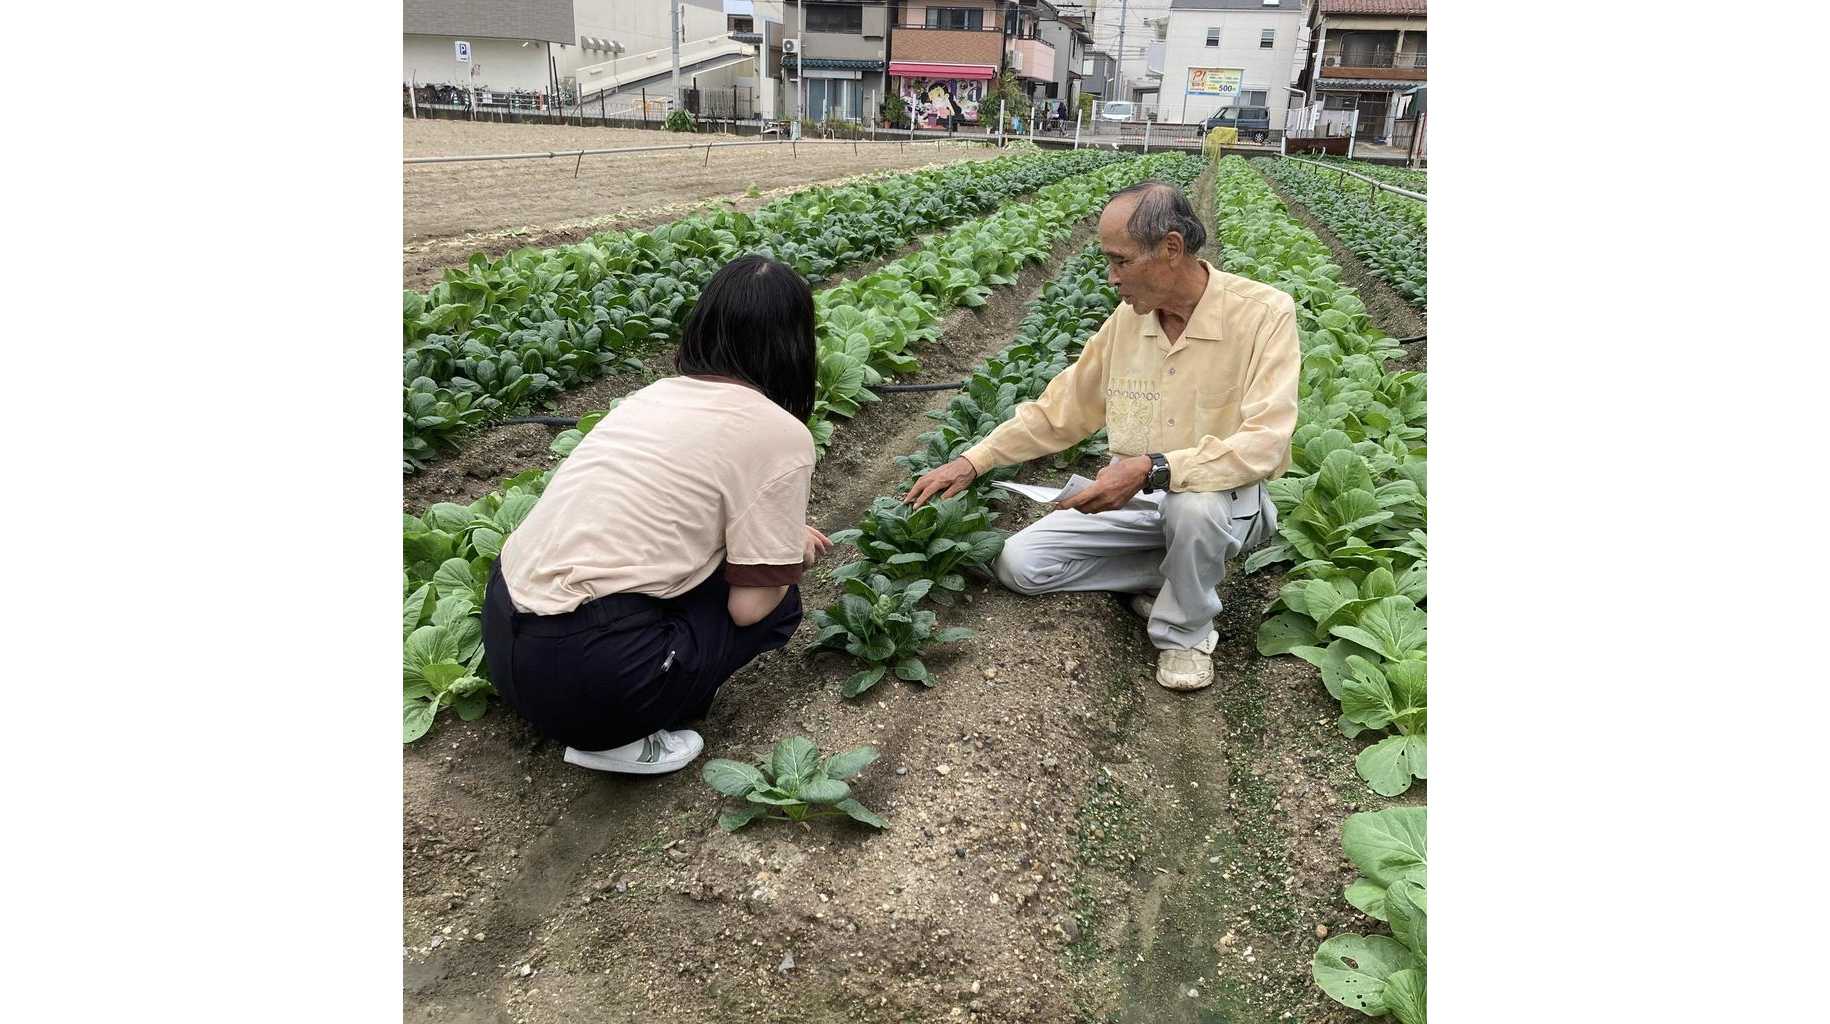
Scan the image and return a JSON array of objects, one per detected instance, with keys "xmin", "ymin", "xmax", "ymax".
[
  {"xmin": 874, "ymin": 380, "xmax": 969, "ymax": 393},
  {"xmin": 497, "ymin": 415, "xmax": 582, "ymax": 427}
]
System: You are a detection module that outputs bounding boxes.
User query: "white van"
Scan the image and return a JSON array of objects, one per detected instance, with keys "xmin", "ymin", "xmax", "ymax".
[{"xmin": 1099, "ymin": 100, "xmax": 1137, "ymax": 122}]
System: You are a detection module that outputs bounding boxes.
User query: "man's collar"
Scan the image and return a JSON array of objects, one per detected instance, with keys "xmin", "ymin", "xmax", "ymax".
[{"xmin": 1137, "ymin": 260, "xmax": 1226, "ymax": 342}]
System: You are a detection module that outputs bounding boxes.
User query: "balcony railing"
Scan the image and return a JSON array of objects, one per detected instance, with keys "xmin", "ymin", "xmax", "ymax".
[
  {"xmin": 894, "ymin": 22, "xmax": 1006, "ymax": 33},
  {"xmin": 1323, "ymin": 51, "xmax": 1426, "ymax": 69}
]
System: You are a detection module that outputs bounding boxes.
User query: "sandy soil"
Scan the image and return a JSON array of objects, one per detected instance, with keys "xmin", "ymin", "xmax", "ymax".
[
  {"xmin": 401, "ymin": 166, "xmax": 1425, "ymax": 1023},
  {"xmin": 402, "ymin": 120, "xmax": 1000, "ymax": 286}
]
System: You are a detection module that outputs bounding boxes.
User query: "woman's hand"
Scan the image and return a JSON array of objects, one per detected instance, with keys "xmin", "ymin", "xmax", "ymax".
[{"xmin": 803, "ymin": 525, "xmax": 832, "ymax": 567}]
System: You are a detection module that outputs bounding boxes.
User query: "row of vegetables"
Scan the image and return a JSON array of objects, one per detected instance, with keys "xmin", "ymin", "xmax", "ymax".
[
  {"xmin": 402, "ymin": 149, "xmax": 1132, "ymax": 468},
  {"xmin": 1213, "ymin": 155, "xmax": 1428, "ymax": 1022},
  {"xmin": 1311, "ymin": 155, "xmax": 1428, "ymax": 194},
  {"xmin": 1252, "ymin": 156, "xmax": 1428, "ymax": 311},
  {"xmin": 402, "ymin": 152, "xmax": 1198, "ymax": 742}
]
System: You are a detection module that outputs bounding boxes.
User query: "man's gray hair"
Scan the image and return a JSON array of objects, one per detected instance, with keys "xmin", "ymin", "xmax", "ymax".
[{"xmin": 1108, "ymin": 180, "xmax": 1207, "ymax": 255}]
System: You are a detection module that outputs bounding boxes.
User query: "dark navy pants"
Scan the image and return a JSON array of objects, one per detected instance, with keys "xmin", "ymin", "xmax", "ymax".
[{"xmin": 482, "ymin": 563, "xmax": 802, "ymax": 751}]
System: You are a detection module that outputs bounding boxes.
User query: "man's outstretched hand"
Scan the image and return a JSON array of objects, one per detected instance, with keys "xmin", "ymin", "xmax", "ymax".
[
  {"xmin": 903, "ymin": 456, "xmax": 978, "ymax": 508},
  {"xmin": 1057, "ymin": 455, "xmax": 1153, "ymax": 515}
]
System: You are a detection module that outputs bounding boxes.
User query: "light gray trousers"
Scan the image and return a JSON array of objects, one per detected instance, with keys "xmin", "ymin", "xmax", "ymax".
[{"xmin": 992, "ymin": 482, "xmax": 1278, "ymax": 650}]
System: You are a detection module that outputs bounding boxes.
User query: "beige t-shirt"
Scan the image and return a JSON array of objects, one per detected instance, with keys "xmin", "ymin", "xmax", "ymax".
[{"xmin": 500, "ymin": 376, "xmax": 815, "ymax": 615}]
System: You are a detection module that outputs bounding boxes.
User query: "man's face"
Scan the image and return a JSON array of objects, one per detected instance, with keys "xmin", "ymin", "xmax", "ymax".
[{"xmin": 1098, "ymin": 200, "xmax": 1168, "ymax": 313}]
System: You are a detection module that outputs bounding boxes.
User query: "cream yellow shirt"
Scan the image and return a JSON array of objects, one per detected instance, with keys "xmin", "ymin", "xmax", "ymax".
[{"xmin": 961, "ymin": 260, "xmax": 1300, "ymax": 492}]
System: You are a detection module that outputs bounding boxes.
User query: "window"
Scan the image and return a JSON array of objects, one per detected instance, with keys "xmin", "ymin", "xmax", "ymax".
[
  {"xmin": 807, "ymin": 78, "xmax": 862, "ymax": 121},
  {"xmin": 808, "ymin": 3, "xmax": 863, "ymax": 33},
  {"xmin": 1242, "ymin": 90, "xmax": 1267, "ymax": 106},
  {"xmin": 1260, "ymin": 29, "xmax": 1275, "ymax": 49},
  {"xmin": 1263, "ymin": 0, "xmax": 1280, "ymax": 6},
  {"xmin": 1206, "ymin": 28, "xmax": 1220, "ymax": 47},
  {"xmin": 925, "ymin": 7, "xmax": 984, "ymax": 30},
  {"xmin": 1323, "ymin": 93, "xmax": 1357, "ymax": 110}
]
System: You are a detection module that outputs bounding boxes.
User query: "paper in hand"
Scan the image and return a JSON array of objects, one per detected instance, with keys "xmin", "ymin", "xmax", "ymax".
[{"xmin": 990, "ymin": 474, "xmax": 1162, "ymax": 513}]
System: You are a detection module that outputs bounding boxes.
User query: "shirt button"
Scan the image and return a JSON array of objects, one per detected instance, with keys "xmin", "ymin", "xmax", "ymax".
[
  {"xmin": 1168, "ymin": 418, "xmax": 1176, "ymax": 426},
  {"xmin": 1167, "ymin": 367, "xmax": 1176, "ymax": 376}
]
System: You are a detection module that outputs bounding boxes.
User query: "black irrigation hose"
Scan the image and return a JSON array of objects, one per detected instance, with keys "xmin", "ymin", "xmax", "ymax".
[
  {"xmin": 497, "ymin": 415, "xmax": 582, "ymax": 428},
  {"xmin": 875, "ymin": 380, "xmax": 969, "ymax": 393},
  {"xmin": 491, "ymin": 335, "xmax": 1424, "ymax": 431}
]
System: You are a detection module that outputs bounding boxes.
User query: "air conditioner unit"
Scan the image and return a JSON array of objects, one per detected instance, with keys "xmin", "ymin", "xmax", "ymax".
[{"xmin": 782, "ymin": 39, "xmax": 799, "ymax": 55}]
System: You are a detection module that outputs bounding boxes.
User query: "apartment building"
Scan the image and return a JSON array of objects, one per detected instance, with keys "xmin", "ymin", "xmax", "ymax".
[
  {"xmin": 1158, "ymin": 0, "xmax": 1306, "ymax": 127},
  {"xmin": 1296, "ymin": 0, "xmax": 1426, "ymax": 142}
]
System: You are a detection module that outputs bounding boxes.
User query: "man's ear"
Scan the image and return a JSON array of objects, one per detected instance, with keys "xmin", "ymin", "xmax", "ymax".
[{"xmin": 1162, "ymin": 231, "xmax": 1184, "ymax": 261}]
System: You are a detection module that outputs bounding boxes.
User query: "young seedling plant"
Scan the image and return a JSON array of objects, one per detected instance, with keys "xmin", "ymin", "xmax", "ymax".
[
  {"xmin": 701, "ymin": 737, "xmax": 888, "ymax": 832},
  {"xmin": 809, "ymin": 575, "xmax": 974, "ymax": 697}
]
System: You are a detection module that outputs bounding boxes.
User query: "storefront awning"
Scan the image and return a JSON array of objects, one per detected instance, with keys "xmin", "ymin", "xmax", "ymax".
[{"xmin": 889, "ymin": 62, "xmax": 996, "ymax": 80}]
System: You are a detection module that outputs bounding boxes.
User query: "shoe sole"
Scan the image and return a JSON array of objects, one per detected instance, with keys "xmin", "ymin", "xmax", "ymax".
[
  {"xmin": 564, "ymin": 749, "xmax": 701, "ymax": 775},
  {"xmin": 1157, "ymin": 675, "xmax": 1215, "ymax": 691}
]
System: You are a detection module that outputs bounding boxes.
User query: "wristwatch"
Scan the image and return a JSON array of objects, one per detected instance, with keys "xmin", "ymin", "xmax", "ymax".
[{"xmin": 1143, "ymin": 453, "xmax": 1171, "ymax": 493}]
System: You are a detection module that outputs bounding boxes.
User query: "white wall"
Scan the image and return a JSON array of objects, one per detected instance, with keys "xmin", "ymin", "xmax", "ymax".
[
  {"xmin": 558, "ymin": 0, "xmax": 730, "ymax": 81},
  {"xmin": 404, "ymin": 35, "xmax": 555, "ymax": 91},
  {"xmin": 1159, "ymin": 9, "xmax": 1304, "ymax": 126}
]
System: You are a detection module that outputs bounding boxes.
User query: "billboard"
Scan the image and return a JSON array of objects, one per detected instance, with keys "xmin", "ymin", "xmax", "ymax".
[{"xmin": 1186, "ymin": 67, "xmax": 1244, "ymax": 97}]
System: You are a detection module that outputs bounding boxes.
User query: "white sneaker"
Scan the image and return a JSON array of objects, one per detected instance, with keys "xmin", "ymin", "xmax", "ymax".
[
  {"xmin": 1156, "ymin": 629, "xmax": 1220, "ymax": 691},
  {"xmin": 564, "ymin": 728, "xmax": 704, "ymax": 775},
  {"xmin": 1129, "ymin": 594, "xmax": 1155, "ymax": 620}
]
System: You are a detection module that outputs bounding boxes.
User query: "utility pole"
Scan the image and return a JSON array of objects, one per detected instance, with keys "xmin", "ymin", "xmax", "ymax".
[
  {"xmin": 1114, "ymin": 0, "xmax": 1129, "ymax": 108},
  {"xmin": 671, "ymin": 2, "xmax": 682, "ymax": 107},
  {"xmin": 797, "ymin": 1, "xmax": 805, "ymax": 130}
]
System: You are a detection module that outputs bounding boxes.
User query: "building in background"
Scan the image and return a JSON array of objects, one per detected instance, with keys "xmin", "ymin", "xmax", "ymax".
[
  {"xmin": 767, "ymin": 2, "xmax": 893, "ymax": 125},
  {"xmin": 565, "ymin": 1, "xmax": 760, "ymax": 117},
  {"xmin": 404, "ymin": 0, "xmax": 577, "ymax": 94},
  {"xmin": 1296, "ymin": 0, "xmax": 1426, "ymax": 142},
  {"xmin": 888, "ymin": 2, "xmax": 1004, "ymax": 128},
  {"xmin": 1037, "ymin": 6, "xmax": 1095, "ymax": 109},
  {"xmin": 1157, "ymin": 0, "xmax": 1305, "ymax": 127},
  {"xmin": 1080, "ymin": 0, "xmax": 1159, "ymax": 109}
]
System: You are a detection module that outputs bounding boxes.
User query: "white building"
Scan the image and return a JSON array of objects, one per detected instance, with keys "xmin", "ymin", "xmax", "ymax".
[
  {"xmin": 562, "ymin": 0, "xmax": 760, "ymax": 115},
  {"xmin": 403, "ymin": 0, "xmax": 577, "ymax": 93},
  {"xmin": 1158, "ymin": 0, "xmax": 1306, "ymax": 126}
]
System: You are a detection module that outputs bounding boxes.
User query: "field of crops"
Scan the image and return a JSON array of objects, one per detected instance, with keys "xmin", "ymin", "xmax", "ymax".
[
  {"xmin": 402, "ymin": 143, "xmax": 1427, "ymax": 1024},
  {"xmin": 1252, "ymin": 157, "xmax": 1428, "ymax": 312}
]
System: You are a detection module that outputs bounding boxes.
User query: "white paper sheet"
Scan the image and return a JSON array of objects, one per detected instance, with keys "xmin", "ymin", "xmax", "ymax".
[{"xmin": 989, "ymin": 474, "xmax": 1162, "ymax": 513}]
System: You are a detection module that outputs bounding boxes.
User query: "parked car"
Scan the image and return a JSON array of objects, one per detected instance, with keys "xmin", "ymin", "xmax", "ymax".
[
  {"xmin": 1202, "ymin": 106, "xmax": 1271, "ymax": 143},
  {"xmin": 1099, "ymin": 100, "xmax": 1138, "ymax": 122}
]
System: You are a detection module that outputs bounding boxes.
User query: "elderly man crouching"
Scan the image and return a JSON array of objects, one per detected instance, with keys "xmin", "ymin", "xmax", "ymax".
[{"xmin": 903, "ymin": 181, "xmax": 1301, "ymax": 691}]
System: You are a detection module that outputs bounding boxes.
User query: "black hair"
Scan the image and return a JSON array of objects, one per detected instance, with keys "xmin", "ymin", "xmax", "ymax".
[
  {"xmin": 674, "ymin": 255, "xmax": 817, "ymax": 422},
  {"xmin": 1108, "ymin": 180, "xmax": 1207, "ymax": 254}
]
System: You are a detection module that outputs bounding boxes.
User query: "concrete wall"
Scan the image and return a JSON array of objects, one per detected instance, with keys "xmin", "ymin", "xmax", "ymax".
[
  {"xmin": 1159, "ymin": 6, "xmax": 1303, "ymax": 125},
  {"xmin": 404, "ymin": 34, "xmax": 556, "ymax": 91}
]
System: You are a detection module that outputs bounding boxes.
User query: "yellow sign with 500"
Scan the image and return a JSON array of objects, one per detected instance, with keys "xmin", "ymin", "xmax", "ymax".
[{"xmin": 1187, "ymin": 68, "xmax": 1244, "ymax": 97}]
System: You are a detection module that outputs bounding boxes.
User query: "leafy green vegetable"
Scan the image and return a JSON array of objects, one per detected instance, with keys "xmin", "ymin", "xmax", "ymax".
[
  {"xmin": 808, "ymin": 574, "xmax": 975, "ymax": 697},
  {"xmin": 700, "ymin": 737, "xmax": 887, "ymax": 831},
  {"xmin": 829, "ymin": 494, "xmax": 1005, "ymax": 600},
  {"xmin": 1316, "ymin": 807, "xmax": 1428, "ymax": 1018}
]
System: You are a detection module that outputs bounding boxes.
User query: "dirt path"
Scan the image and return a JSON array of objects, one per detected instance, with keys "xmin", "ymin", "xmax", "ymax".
[{"xmin": 402, "ymin": 120, "xmax": 998, "ymax": 278}]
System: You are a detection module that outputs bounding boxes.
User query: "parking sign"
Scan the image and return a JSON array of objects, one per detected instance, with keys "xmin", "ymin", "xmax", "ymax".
[{"xmin": 455, "ymin": 40, "xmax": 471, "ymax": 63}]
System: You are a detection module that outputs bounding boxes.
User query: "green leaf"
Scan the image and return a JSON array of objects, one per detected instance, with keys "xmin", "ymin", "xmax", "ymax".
[
  {"xmin": 403, "ymin": 698, "xmax": 437, "ymax": 743},
  {"xmin": 799, "ymin": 777, "xmax": 851, "ymax": 804},
  {"xmin": 430, "ymin": 594, "xmax": 476, "ymax": 629},
  {"xmin": 893, "ymin": 657, "xmax": 929, "ymax": 683},
  {"xmin": 1312, "ymin": 934, "xmax": 1420, "ymax": 1015},
  {"xmin": 1342, "ymin": 807, "xmax": 1427, "ymax": 888},
  {"xmin": 432, "ymin": 557, "xmax": 480, "ymax": 599},
  {"xmin": 470, "ymin": 527, "xmax": 505, "ymax": 560},
  {"xmin": 1329, "ymin": 596, "xmax": 1427, "ymax": 661},
  {"xmin": 702, "ymin": 758, "xmax": 767, "ymax": 797},
  {"xmin": 1383, "ymin": 968, "xmax": 1427, "ymax": 1024},
  {"xmin": 842, "ymin": 665, "xmax": 889, "ymax": 698},
  {"xmin": 822, "ymin": 745, "xmax": 880, "ymax": 780},
  {"xmin": 1385, "ymin": 879, "xmax": 1427, "ymax": 960},
  {"xmin": 886, "ymin": 552, "xmax": 927, "ymax": 567},
  {"xmin": 933, "ymin": 626, "xmax": 974, "ymax": 644},
  {"xmin": 770, "ymin": 737, "xmax": 820, "ymax": 792},
  {"xmin": 1344, "ymin": 878, "xmax": 1389, "ymax": 922},
  {"xmin": 1356, "ymin": 734, "xmax": 1427, "ymax": 797},
  {"xmin": 834, "ymin": 798, "xmax": 888, "ymax": 829},
  {"xmin": 1255, "ymin": 611, "xmax": 1316, "ymax": 656},
  {"xmin": 452, "ymin": 691, "xmax": 488, "ymax": 720},
  {"xmin": 402, "ymin": 584, "xmax": 436, "ymax": 638},
  {"xmin": 718, "ymin": 805, "xmax": 771, "ymax": 832}
]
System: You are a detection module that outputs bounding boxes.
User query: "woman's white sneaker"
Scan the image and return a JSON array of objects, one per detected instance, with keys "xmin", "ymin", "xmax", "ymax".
[{"xmin": 564, "ymin": 728, "xmax": 704, "ymax": 775}]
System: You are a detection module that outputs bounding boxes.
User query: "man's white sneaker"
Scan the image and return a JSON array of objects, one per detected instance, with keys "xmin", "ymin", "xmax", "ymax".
[
  {"xmin": 564, "ymin": 728, "xmax": 704, "ymax": 775},
  {"xmin": 1156, "ymin": 629, "xmax": 1220, "ymax": 691},
  {"xmin": 1129, "ymin": 593, "xmax": 1155, "ymax": 620}
]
